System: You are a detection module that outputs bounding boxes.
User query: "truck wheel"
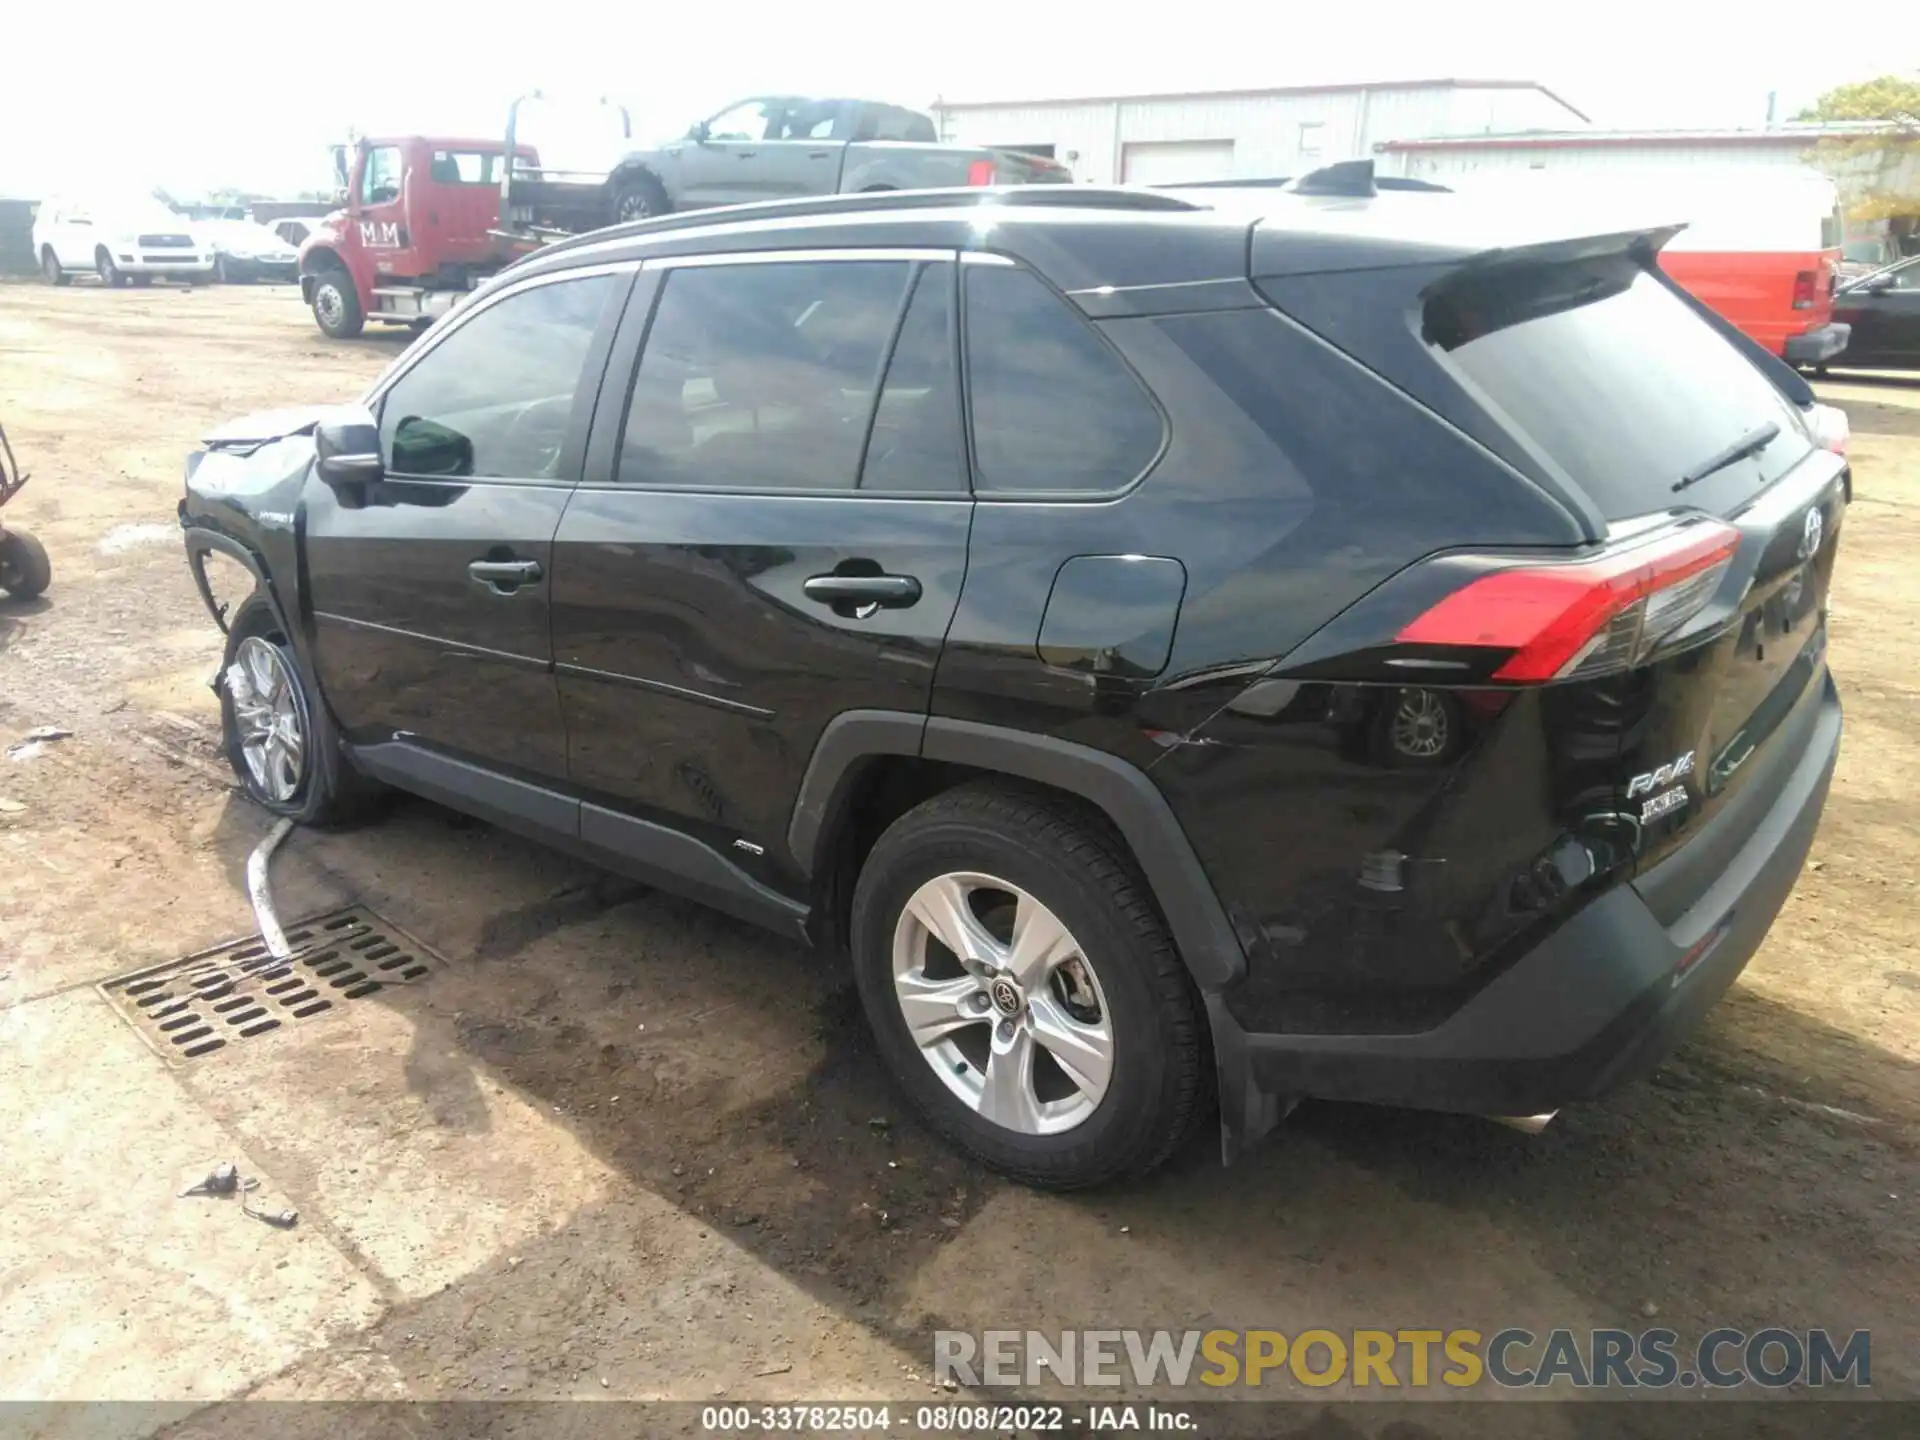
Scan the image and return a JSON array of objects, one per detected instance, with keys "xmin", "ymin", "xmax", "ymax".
[
  {"xmin": 95, "ymin": 249, "xmax": 128, "ymax": 288},
  {"xmin": 0, "ymin": 528, "xmax": 51, "ymax": 601},
  {"xmin": 310, "ymin": 268, "xmax": 365, "ymax": 339},
  {"xmin": 611, "ymin": 171, "xmax": 670, "ymax": 224},
  {"xmin": 41, "ymin": 249, "xmax": 69, "ymax": 287}
]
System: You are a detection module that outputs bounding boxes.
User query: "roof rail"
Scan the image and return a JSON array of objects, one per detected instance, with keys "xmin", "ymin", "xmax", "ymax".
[{"xmin": 519, "ymin": 184, "xmax": 1208, "ymax": 267}]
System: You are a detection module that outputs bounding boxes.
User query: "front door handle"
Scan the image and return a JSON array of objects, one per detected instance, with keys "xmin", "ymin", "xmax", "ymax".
[
  {"xmin": 803, "ymin": 572, "xmax": 922, "ymax": 618},
  {"xmin": 468, "ymin": 558, "xmax": 543, "ymax": 594}
]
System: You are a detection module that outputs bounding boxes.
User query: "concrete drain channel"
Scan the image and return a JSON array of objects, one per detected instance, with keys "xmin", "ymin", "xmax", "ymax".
[{"xmin": 99, "ymin": 907, "xmax": 442, "ymax": 1064}]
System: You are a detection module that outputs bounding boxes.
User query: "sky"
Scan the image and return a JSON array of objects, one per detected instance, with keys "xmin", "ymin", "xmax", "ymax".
[{"xmin": 3, "ymin": 0, "xmax": 1916, "ymax": 200}]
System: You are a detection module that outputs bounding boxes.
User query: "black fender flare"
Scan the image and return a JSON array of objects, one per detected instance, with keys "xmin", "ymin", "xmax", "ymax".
[
  {"xmin": 788, "ymin": 712, "xmax": 1246, "ymax": 992},
  {"xmin": 182, "ymin": 525, "xmax": 287, "ymax": 638},
  {"xmin": 181, "ymin": 524, "xmax": 325, "ymax": 697}
]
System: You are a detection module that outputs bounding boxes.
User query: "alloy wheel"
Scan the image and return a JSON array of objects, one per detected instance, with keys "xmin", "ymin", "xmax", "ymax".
[
  {"xmin": 229, "ymin": 636, "xmax": 307, "ymax": 803},
  {"xmin": 1389, "ymin": 687, "xmax": 1451, "ymax": 760},
  {"xmin": 890, "ymin": 872, "xmax": 1115, "ymax": 1135}
]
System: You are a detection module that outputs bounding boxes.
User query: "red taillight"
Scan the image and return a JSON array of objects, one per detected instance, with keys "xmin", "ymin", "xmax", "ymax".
[
  {"xmin": 1397, "ymin": 523, "xmax": 1742, "ymax": 682},
  {"xmin": 1792, "ymin": 269, "xmax": 1818, "ymax": 310},
  {"xmin": 966, "ymin": 159, "xmax": 997, "ymax": 187}
]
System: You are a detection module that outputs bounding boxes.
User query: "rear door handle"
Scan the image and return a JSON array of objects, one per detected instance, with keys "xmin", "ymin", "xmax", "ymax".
[
  {"xmin": 808, "ymin": 150, "xmax": 832, "ymax": 159},
  {"xmin": 803, "ymin": 573, "xmax": 922, "ymax": 616},
  {"xmin": 468, "ymin": 558, "xmax": 543, "ymax": 593}
]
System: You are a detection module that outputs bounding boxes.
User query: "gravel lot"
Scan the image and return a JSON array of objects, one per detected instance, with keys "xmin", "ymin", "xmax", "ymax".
[{"xmin": 1, "ymin": 280, "xmax": 1915, "ymax": 1431}]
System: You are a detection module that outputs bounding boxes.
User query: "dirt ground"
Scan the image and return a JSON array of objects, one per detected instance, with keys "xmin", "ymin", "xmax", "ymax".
[{"xmin": 0, "ymin": 280, "xmax": 1915, "ymax": 1431}]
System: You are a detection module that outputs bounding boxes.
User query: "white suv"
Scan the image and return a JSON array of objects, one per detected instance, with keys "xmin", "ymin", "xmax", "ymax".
[{"xmin": 33, "ymin": 197, "xmax": 216, "ymax": 287}]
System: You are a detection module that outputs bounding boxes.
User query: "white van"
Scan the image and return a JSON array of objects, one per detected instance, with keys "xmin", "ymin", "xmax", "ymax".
[{"xmin": 32, "ymin": 197, "xmax": 216, "ymax": 287}]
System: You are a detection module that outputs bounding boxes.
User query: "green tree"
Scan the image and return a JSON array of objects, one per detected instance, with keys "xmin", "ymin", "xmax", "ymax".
[{"xmin": 1797, "ymin": 74, "xmax": 1920, "ymax": 221}]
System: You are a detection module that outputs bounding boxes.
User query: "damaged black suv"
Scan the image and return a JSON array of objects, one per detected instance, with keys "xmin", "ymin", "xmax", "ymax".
[{"xmin": 181, "ymin": 175, "xmax": 1845, "ymax": 1188}]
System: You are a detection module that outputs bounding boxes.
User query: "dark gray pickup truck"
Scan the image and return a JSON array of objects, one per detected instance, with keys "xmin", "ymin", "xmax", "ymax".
[{"xmin": 604, "ymin": 96, "xmax": 1071, "ymax": 221}]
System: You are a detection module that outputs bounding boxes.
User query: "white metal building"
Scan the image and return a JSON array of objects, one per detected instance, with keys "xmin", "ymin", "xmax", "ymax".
[
  {"xmin": 1376, "ymin": 123, "xmax": 1920, "ymax": 200},
  {"xmin": 932, "ymin": 79, "xmax": 1591, "ymax": 186}
]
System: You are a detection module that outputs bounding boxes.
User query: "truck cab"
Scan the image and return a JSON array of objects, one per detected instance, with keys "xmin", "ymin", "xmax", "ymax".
[{"xmin": 298, "ymin": 136, "xmax": 530, "ymax": 338}]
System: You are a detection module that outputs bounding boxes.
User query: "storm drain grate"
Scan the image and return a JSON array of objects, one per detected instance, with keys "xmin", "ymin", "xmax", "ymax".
[{"xmin": 98, "ymin": 906, "xmax": 443, "ymax": 1065}]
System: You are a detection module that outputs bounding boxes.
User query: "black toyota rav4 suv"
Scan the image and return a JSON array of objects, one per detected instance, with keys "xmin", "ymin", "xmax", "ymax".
[{"xmin": 180, "ymin": 175, "xmax": 1845, "ymax": 1189}]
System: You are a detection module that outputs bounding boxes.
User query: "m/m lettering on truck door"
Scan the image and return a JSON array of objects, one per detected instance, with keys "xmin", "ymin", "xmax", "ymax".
[{"xmin": 358, "ymin": 221, "xmax": 400, "ymax": 248}]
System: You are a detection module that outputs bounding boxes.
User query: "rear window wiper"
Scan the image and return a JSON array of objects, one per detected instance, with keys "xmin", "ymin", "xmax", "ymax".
[{"xmin": 1672, "ymin": 421, "xmax": 1780, "ymax": 493}]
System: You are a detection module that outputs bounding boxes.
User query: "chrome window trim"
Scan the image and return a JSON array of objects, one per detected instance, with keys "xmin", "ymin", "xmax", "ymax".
[{"xmin": 647, "ymin": 246, "xmax": 958, "ymax": 270}]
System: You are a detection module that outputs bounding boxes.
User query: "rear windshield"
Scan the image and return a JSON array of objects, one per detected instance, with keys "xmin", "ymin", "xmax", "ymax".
[{"xmin": 1425, "ymin": 254, "xmax": 1811, "ymax": 520}]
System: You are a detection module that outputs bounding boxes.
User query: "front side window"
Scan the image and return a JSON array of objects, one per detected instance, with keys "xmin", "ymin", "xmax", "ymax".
[
  {"xmin": 705, "ymin": 101, "xmax": 778, "ymax": 142},
  {"xmin": 378, "ymin": 274, "xmax": 617, "ymax": 480},
  {"xmin": 620, "ymin": 259, "xmax": 944, "ymax": 492},
  {"xmin": 964, "ymin": 264, "xmax": 1164, "ymax": 494},
  {"xmin": 362, "ymin": 147, "xmax": 402, "ymax": 205}
]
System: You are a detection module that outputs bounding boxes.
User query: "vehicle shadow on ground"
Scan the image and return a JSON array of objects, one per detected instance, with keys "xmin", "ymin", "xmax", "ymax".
[
  {"xmin": 1840, "ymin": 399, "xmax": 1920, "ymax": 441},
  {"xmin": 194, "ymin": 792, "xmax": 1919, "ymax": 1407},
  {"xmin": 0, "ymin": 594, "xmax": 51, "ymax": 657}
]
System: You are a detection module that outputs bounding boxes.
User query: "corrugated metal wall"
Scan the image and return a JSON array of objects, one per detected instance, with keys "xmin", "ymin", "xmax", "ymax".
[
  {"xmin": 935, "ymin": 84, "xmax": 1582, "ymax": 185},
  {"xmin": 1390, "ymin": 141, "xmax": 1810, "ymax": 181}
]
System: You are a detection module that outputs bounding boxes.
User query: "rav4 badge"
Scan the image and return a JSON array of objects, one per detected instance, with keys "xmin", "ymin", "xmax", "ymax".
[{"xmin": 1627, "ymin": 751, "xmax": 1697, "ymax": 800}]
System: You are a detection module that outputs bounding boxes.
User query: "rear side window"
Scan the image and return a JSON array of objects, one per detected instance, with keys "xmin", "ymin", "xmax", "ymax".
[
  {"xmin": 621, "ymin": 259, "xmax": 946, "ymax": 492},
  {"xmin": 1426, "ymin": 256, "xmax": 1810, "ymax": 519},
  {"xmin": 964, "ymin": 264, "xmax": 1164, "ymax": 494}
]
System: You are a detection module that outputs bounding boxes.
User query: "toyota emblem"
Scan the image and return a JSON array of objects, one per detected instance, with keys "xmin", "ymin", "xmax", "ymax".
[{"xmin": 1799, "ymin": 506, "xmax": 1824, "ymax": 561}]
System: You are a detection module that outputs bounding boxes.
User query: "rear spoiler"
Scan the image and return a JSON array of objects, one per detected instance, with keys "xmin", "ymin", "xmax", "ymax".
[{"xmin": 1162, "ymin": 162, "xmax": 1451, "ymax": 195}]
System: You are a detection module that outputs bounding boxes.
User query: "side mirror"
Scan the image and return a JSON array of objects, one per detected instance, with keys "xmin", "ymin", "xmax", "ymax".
[
  {"xmin": 1866, "ymin": 274, "xmax": 1899, "ymax": 294},
  {"xmin": 389, "ymin": 415, "xmax": 473, "ymax": 477},
  {"xmin": 314, "ymin": 414, "xmax": 383, "ymax": 494},
  {"xmin": 689, "ymin": 120, "xmax": 711, "ymax": 143}
]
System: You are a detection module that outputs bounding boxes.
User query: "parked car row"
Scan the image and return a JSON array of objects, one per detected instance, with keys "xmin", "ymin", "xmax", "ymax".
[{"xmin": 31, "ymin": 197, "xmax": 305, "ymax": 287}]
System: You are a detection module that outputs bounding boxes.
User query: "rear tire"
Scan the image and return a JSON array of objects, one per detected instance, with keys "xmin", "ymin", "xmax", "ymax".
[
  {"xmin": 40, "ymin": 248, "xmax": 69, "ymax": 287},
  {"xmin": 95, "ymin": 249, "xmax": 127, "ymax": 288},
  {"xmin": 309, "ymin": 267, "xmax": 365, "ymax": 338},
  {"xmin": 217, "ymin": 598, "xmax": 382, "ymax": 825},
  {"xmin": 850, "ymin": 783, "xmax": 1206, "ymax": 1189},
  {"xmin": 0, "ymin": 529, "xmax": 51, "ymax": 600}
]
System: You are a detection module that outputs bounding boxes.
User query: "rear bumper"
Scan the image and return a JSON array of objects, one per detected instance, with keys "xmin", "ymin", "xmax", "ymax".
[
  {"xmin": 1212, "ymin": 675, "xmax": 1841, "ymax": 1142},
  {"xmin": 1786, "ymin": 323, "xmax": 1851, "ymax": 364}
]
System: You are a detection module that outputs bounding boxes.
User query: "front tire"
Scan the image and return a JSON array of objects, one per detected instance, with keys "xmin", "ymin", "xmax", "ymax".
[
  {"xmin": 40, "ymin": 248, "xmax": 69, "ymax": 286},
  {"xmin": 0, "ymin": 529, "xmax": 51, "ymax": 600},
  {"xmin": 309, "ymin": 267, "xmax": 365, "ymax": 338},
  {"xmin": 95, "ymin": 249, "xmax": 127, "ymax": 287},
  {"xmin": 217, "ymin": 600, "xmax": 380, "ymax": 824},
  {"xmin": 850, "ymin": 784, "xmax": 1206, "ymax": 1189}
]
